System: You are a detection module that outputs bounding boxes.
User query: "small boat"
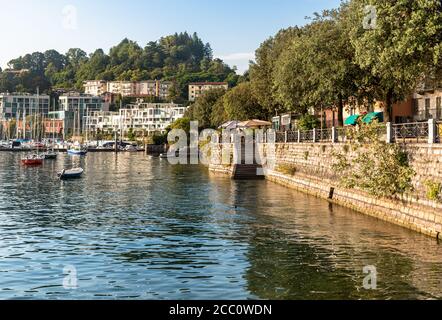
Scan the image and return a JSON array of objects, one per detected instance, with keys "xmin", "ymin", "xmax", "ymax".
[
  {"xmin": 67, "ymin": 145, "xmax": 88, "ymax": 156},
  {"xmin": 43, "ymin": 151, "xmax": 58, "ymax": 160},
  {"xmin": 159, "ymin": 153, "xmax": 168, "ymax": 159},
  {"xmin": 21, "ymin": 154, "xmax": 44, "ymax": 166},
  {"xmin": 58, "ymin": 168, "xmax": 84, "ymax": 180},
  {"xmin": 125, "ymin": 145, "xmax": 138, "ymax": 153}
]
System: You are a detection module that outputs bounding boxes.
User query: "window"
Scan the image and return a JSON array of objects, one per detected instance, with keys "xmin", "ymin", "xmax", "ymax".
[
  {"xmin": 425, "ymin": 98, "xmax": 431, "ymax": 119},
  {"xmin": 437, "ymin": 97, "xmax": 442, "ymax": 119}
]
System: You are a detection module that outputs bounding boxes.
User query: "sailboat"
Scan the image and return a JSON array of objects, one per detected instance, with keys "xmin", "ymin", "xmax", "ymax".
[
  {"xmin": 43, "ymin": 98, "xmax": 58, "ymax": 160},
  {"xmin": 22, "ymin": 88, "xmax": 44, "ymax": 166},
  {"xmin": 67, "ymin": 107, "xmax": 87, "ymax": 156}
]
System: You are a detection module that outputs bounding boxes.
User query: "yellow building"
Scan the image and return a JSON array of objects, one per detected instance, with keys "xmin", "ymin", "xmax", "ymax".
[{"xmin": 188, "ymin": 82, "xmax": 228, "ymax": 102}]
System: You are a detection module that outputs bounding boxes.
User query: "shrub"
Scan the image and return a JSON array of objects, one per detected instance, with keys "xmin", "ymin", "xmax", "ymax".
[
  {"xmin": 425, "ymin": 180, "xmax": 442, "ymax": 201},
  {"xmin": 276, "ymin": 164, "xmax": 297, "ymax": 176},
  {"xmin": 298, "ymin": 114, "xmax": 320, "ymax": 130},
  {"xmin": 332, "ymin": 122, "xmax": 415, "ymax": 198}
]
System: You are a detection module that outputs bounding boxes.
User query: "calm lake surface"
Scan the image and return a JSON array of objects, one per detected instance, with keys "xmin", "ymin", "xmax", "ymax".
[{"xmin": 1, "ymin": 152, "xmax": 442, "ymax": 300}]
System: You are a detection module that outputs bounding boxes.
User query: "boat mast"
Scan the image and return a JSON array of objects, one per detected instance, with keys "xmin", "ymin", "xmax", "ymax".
[
  {"xmin": 23, "ymin": 103, "xmax": 26, "ymax": 140},
  {"xmin": 16, "ymin": 107, "xmax": 20, "ymax": 140}
]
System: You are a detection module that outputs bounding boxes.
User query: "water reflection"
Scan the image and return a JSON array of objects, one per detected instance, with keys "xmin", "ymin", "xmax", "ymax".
[{"xmin": 0, "ymin": 152, "xmax": 441, "ymax": 299}]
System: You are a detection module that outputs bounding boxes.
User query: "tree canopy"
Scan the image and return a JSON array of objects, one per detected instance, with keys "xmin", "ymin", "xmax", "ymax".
[{"xmin": 0, "ymin": 32, "xmax": 239, "ymax": 101}]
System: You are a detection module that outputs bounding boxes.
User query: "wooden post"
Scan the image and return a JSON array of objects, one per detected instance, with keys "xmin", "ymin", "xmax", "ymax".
[{"xmin": 114, "ymin": 130, "xmax": 118, "ymax": 153}]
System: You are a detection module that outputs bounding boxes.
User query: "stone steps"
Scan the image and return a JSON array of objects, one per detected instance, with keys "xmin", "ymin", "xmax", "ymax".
[{"xmin": 232, "ymin": 164, "xmax": 264, "ymax": 180}]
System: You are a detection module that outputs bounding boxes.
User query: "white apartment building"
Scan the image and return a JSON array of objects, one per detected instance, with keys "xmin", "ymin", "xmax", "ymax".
[
  {"xmin": 83, "ymin": 80, "xmax": 107, "ymax": 96},
  {"xmin": 59, "ymin": 93, "xmax": 105, "ymax": 135},
  {"xmin": 0, "ymin": 93, "xmax": 50, "ymax": 120},
  {"xmin": 136, "ymin": 81, "xmax": 157, "ymax": 97},
  {"xmin": 83, "ymin": 80, "xmax": 173, "ymax": 99},
  {"xmin": 85, "ymin": 103, "xmax": 186, "ymax": 135},
  {"xmin": 157, "ymin": 81, "xmax": 173, "ymax": 99},
  {"xmin": 188, "ymin": 82, "xmax": 229, "ymax": 101},
  {"xmin": 106, "ymin": 81, "xmax": 136, "ymax": 97},
  {"xmin": 59, "ymin": 93, "xmax": 104, "ymax": 114}
]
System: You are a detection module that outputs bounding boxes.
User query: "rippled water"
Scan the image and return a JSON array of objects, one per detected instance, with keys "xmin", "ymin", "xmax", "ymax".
[{"xmin": 0, "ymin": 152, "xmax": 442, "ymax": 300}]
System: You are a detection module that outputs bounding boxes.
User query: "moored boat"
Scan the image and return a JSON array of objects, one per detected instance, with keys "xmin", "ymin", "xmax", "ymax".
[
  {"xmin": 67, "ymin": 145, "xmax": 88, "ymax": 156},
  {"xmin": 43, "ymin": 151, "xmax": 58, "ymax": 160},
  {"xmin": 58, "ymin": 168, "xmax": 84, "ymax": 180},
  {"xmin": 21, "ymin": 154, "xmax": 44, "ymax": 166},
  {"xmin": 125, "ymin": 145, "xmax": 138, "ymax": 152}
]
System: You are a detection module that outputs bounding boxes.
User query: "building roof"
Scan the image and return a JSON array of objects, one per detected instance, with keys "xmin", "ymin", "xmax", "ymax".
[{"xmin": 189, "ymin": 82, "xmax": 228, "ymax": 86}]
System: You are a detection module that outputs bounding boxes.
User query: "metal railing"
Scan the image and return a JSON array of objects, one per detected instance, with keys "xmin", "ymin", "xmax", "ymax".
[
  {"xmin": 299, "ymin": 130, "xmax": 314, "ymax": 143},
  {"xmin": 267, "ymin": 120, "xmax": 441, "ymax": 145},
  {"xmin": 287, "ymin": 131, "xmax": 298, "ymax": 143},
  {"xmin": 393, "ymin": 122, "xmax": 429, "ymax": 143},
  {"xmin": 316, "ymin": 128, "xmax": 333, "ymax": 142},
  {"xmin": 275, "ymin": 131, "xmax": 286, "ymax": 143}
]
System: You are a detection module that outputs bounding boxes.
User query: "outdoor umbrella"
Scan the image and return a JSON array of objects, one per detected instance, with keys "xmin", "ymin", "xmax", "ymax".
[
  {"xmin": 219, "ymin": 121, "xmax": 240, "ymax": 130},
  {"xmin": 238, "ymin": 119, "xmax": 272, "ymax": 128}
]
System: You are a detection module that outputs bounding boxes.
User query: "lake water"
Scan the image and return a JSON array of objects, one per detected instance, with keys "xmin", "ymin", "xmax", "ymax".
[{"xmin": 1, "ymin": 152, "xmax": 442, "ymax": 300}]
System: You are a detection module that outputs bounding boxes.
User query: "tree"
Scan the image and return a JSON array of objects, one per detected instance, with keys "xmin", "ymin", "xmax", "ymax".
[
  {"xmin": 210, "ymin": 97, "xmax": 228, "ymax": 128},
  {"xmin": 296, "ymin": 10, "xmax": 363, "ymax": 127},
  {"xmin": 348, "ymin": 0, "xmax": 442, "ymax": 122},
  {"xmin": 1, "ymin": 32, "xmax": 239, "ymax": 98},
  {"xmin": 222, "ymin": 82, "xmax": 267, "ymax": 121},
  {"xmin": 192, "ymin": 88, "xmax": 226, "ymax": 128},
  {"xmin": 170, "ymin": 117, "xmax": 191, "ymax": 133},
  {"xmin": 250, "ymin": 27, "xmax": 302, "ymax": 116}
]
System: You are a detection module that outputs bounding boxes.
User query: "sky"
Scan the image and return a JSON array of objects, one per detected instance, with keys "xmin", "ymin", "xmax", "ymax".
[{"xmin": 0, "ymin": 0, "xmax": 342, "ymax": 74}]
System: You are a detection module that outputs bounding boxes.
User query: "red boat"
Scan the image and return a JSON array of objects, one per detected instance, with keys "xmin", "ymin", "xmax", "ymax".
[{"xmin": 21, "ymin": 155, "xmax": 44, "ymax": 166}]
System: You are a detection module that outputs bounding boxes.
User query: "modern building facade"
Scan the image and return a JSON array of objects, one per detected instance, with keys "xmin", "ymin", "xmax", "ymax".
[
  {"xmin": 85, "ymin": 103, "xmax": 186, "ymax": 136},
  {"xmin": 0, "ymin": 93, "xmax": 50, "ymax": 120},
  {"xmin": 59, "ymin": 93, "xmax": 104, "ymax": 115},
  {"xmin": 188, "ymin": 82, "xmax": 228, "ymax": 101},
  {"xmin": 58, "ymin": 93, "xmax": 104, "ymax": 136}
]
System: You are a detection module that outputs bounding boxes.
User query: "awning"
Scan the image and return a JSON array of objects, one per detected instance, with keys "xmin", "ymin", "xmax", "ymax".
[
  {"xmin": 344, "ymin": 114, "xmax": 360, "ymax": 126},
  {"xmin": 238, "ymin": 119, "xmax": 272, "ymax": 128},
  {"xmin": 362, "ymin": 112, "xmax": 384, "ymax": 124}
]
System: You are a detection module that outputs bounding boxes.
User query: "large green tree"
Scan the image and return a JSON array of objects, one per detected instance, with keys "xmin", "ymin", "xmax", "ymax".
[
  {"xmin": 249, "ymin": 27, "xmax": 302, "ymax": 116},
  {"xmin": 191, "ymin": 88, "xmax": 227, "ymax": 129},
  {"xmin": 348, "ymin": 0, "xmax": 442, "ymax": 122},
  {"xmin": 222, "ymin": 82, "xmax": 267, "ymax": 121}
]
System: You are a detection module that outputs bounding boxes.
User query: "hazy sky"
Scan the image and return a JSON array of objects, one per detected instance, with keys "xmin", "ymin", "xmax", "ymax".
[{"xmin": 0, "ymin": 0, "xmax": 342, "ymax": 73}]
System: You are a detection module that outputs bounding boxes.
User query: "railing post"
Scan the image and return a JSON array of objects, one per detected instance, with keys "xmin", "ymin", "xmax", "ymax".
[
  {"xmin": 386, "ymin": 122, "xmax": 393, "ymax": 144},
  {"xmin": 332, "ymin": 127, "xmax": 338, "ymax": 143},
  {"xmin": 284, "ymin": 131, "xmax": 288, "ymax": 143},
  {"xmin": 428, "ymin": 119, "xmax": 436, "ymax": 144},
  {"xmin": 313, "ymin": 128, "xmax": 317, "ymax": 143},
  {"xmin": 297, "ymin": 130, "xmax": 301, "ymax": 143}
]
